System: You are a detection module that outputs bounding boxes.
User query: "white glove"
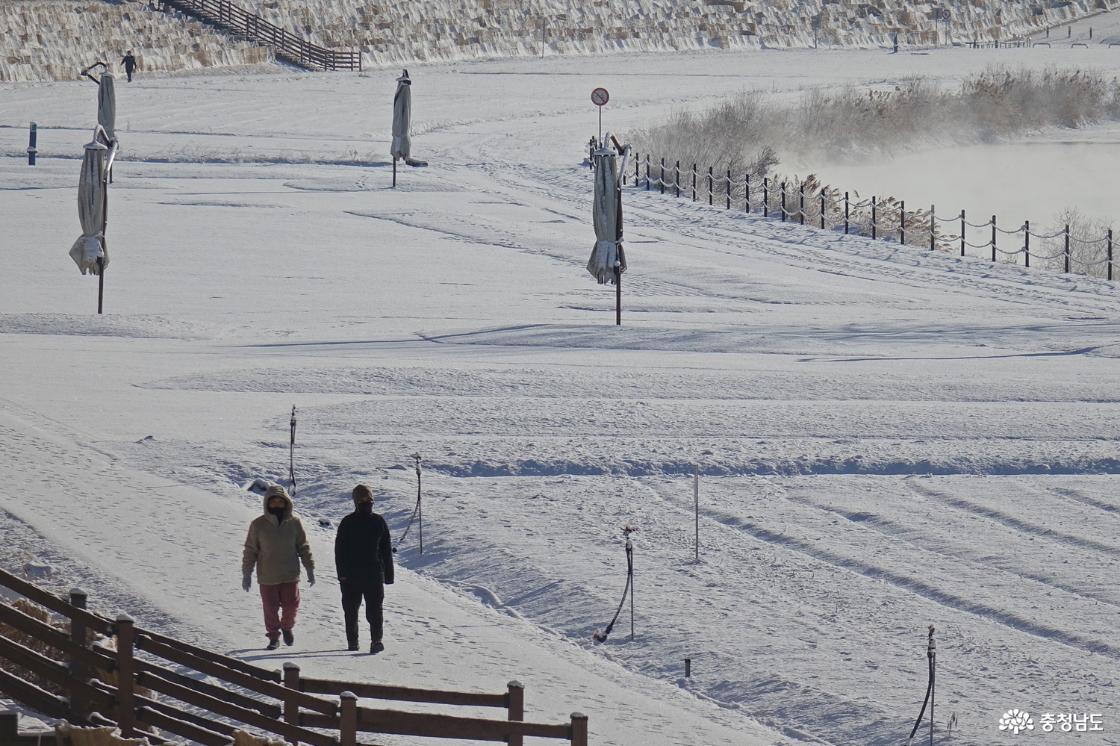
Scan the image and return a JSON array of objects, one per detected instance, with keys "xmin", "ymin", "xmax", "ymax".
[
  {"xmin": 306, "ymin": 569, "xmax": 316, "ymax": 587},
  {"xmin": 242, "ymin": 574, "xmax": 251, "ymax": 592}
]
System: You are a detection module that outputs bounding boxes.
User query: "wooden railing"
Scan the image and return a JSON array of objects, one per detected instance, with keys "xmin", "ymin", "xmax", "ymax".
[
  {"xmin": 0, "ymin": 566, "xmax": 588, "ymax": 744},
  {"xmin": 151, "ymin": 0, "xmax": 362, "ymax": 71}
]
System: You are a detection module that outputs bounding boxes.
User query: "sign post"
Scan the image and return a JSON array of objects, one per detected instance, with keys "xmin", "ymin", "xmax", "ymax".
[{"xmin": 591, "ymin": 87, "xmax": 609, "ymax": 146}]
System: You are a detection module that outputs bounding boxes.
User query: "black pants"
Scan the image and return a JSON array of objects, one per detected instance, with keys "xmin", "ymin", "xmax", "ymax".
[{"xmin": 341, "ymin": 579, "xmax": 384, "ymax": 644}]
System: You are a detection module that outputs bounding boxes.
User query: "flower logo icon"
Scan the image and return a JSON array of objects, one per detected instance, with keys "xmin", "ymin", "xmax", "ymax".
[{"xmin": 999, "ymin": 709, "xmax": 1035, "ymax": 735}]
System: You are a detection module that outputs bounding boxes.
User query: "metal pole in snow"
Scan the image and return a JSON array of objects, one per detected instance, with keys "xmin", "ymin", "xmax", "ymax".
[
  {"xmin": 414, "ymin": 453, "xmax": 423, "ymax": 555},
  {"xmin": 289, "ymin": 406, "xmax": 296, "ymax": 497},
  {"xmin": 693, "ymin": 466, "xmax": 699, "ymax": 561}
]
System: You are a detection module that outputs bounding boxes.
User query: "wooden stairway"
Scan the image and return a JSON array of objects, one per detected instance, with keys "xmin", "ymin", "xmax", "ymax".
[{"xmin": 151, "ymin": 0, "xmax": 361, "ymax": 71}]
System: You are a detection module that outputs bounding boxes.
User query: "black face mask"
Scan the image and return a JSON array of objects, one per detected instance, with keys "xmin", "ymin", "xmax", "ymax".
[
  {"xmin": 269, "ymin": 506, "xmax": 286, "ymax": 521},
  {"xmin": 357, "ymin": 502, "xmax": 373, "ymax": 515}
]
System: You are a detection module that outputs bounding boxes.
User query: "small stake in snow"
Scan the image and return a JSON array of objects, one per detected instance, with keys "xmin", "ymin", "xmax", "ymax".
[
  {"xmin": 289, "ymin": 406, "xmax": 297, "ymax": 498},
  {"xmin": 693, "ymin": 466, "xmax": 699, "ymax": 561},
  {"xmin": 393, "ymin": 453, "xmax": 423, "ymax": 555},
  {"xmin": 593, "ymin": 524, "xmax": 636, "ymax": 643},
  {"xmin": 906, "ymin": 625, "xmax": 936, "ymax": 746}
]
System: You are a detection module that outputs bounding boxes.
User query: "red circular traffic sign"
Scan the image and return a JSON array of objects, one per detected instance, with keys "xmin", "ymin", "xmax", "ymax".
[{"xmin": 591, "ymin": 87, "xmax": 610, "ymax": 107}]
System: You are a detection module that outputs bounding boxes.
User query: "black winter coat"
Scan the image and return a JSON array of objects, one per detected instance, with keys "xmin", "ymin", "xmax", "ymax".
[{"xmin": 335, "ymin": 511, "xmax": 394, "ymax": 585}]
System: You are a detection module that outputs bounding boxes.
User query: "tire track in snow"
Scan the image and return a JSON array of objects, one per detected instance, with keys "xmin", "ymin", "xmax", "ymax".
[
  {"xmin": 783, "ymin": 493, "xmax": 1120, "ymax": 610},
  {"xmin": 905, "ymin": 479, "xmax": 1120, "ymax": 557},
  {"xmin": 684, "ymin": 491, "xmax": 1120, "ymax": 660}
]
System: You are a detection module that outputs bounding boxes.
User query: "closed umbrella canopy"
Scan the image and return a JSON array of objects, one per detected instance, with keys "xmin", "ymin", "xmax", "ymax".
[
  {"xmin": 587, "ymin": 148, "xmax": 626, "ymax": 285},
  {"xmin": 97, "ymin": 73, "xmax": 116, "ymax": 143},
  {"xmin": 69, "ymin": 140, "xmax": 108, "ymax": 275},
  {"xmin": 391, "ymin": 70, "xmax": 411, "ymax": 161}
]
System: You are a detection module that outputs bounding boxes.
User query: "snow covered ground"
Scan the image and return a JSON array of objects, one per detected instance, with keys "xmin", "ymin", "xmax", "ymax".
[{"xmin": 1, "ymin": 45, "xmax": 1119, "ymax": 745}]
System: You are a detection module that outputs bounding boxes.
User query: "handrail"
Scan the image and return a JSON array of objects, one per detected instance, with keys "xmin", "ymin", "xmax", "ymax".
[
  {"xmin": 300, "ymin": 675, "xmax": 508, "ymax": 708},
  {"xmin": 0, "ymin": 572, "xmax": 588, "ymax": 745},
  {"xmin": 0, "ymin": 566, "xmax": 113, "ymax": 635},
  {"xmin": 154, "ymin": 0, "xmax": 361, "ymax": 71}
]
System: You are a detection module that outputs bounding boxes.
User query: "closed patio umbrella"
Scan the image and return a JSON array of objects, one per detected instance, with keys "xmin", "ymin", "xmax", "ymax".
[
  {"xmin": 69, "ymin": 138, "xmax": 108, "ymax": 277},
  {"xmin": 98, "ymin": 73, "xmax": 116, "ymax": 143},
  {"xmin": 587, "ymin": 146, "xmax": 626, "ymax": 284},
  {"xmin": 391, "ymin": 69, "xmax": 411, "ymax": 163}
]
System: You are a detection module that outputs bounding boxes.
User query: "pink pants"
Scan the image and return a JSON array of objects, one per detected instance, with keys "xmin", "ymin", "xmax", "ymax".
[{"xmin": 259, "ymin": 581, "xmax": 300, "ymax": 638}]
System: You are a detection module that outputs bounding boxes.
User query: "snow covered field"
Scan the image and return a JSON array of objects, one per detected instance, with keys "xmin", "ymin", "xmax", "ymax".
[{"xmin": 2, "ymin": 44, "xmax": 1119, "ymax": 745}]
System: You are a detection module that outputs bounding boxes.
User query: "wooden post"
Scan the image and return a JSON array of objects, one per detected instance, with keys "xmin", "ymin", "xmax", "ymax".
[
  {"xmin": 644, "ymin": 154, "xmax": 650, "ymax": 191},
  {"xmin": 0, "ymin": 713, "xmax": 18, "ymax": 742},
  {"xmin": 707, "ymin": 166, "xmax": 712, "ymax": 205},
  {"xmin": 1024, "ymin": 220, "xmax": 1030, "ymax": 268},
  {"xmin": 507, "ymin": 681, "xmax": 524, "ymax": 746},
  {"xmin": 900, "ymin": 200, "xmax": 905, "ymax": 244},
  {"xmin": 685, "ymin": 658, "xmax": 691, "ymax": 677},
  {"xmin": 1108, "ymin": 229, "xmax": 1113, "ymax": 281},
  {"xmin": 339, "ymin": 692, "xmax": 357, "ymax": 746},
  {"xmin": 659, "ymin": 158, "xmax": 664, "ymax": 195},
  {"xmin": 726, "ymin": 168, "xmax": 731, "ymax": 209},
  {"xmin": 930, "ymin": 204, "xmax": 935, "ymax": 251},
  {"xmin": 871, "ymin": 196, "xmax": 877, "ymax": 239},
  {"xmin": 691, "ymin": 164, "xmax": 696, "ymax": 201},
  {"xmin": 27, "ymin": 122, "xmax": 37, "ymax": 166},
  {"xmin": 674, "ymin": 161, "xmax": 680, "ymax": 198},
  {"xmin": 570, "ymin": 713, "xmax": 589, "ymax": 746},
  {"xmin": 634, "ymin": 154, "xmax": 639, "ymax": 185},
  {"xmin": 844, "ymin": 192, "xmax": 849, "ymax": 234},
  {"xmin": 283, "ymin": 663, "xmax": 300, "ymax": 742},
  {"xmin": 763, "ymin": 178, "xmax": 769, "ymax": 217},
  {"xmin": 819, "ymin": 193, "xmax": 825, "ymax": 229},
  {"xmin": 115, "ymin": 614, "xmax": 136, "ymax": 737},
  {"xmin": 798, "ymin": 182, "xmax": 805, "ymax": 225},
  {"xmin": 780, "ymin": 182, "xmax": 786, "ymax": 222},
  {"xmin": 1064, "ymin": 224, "xmax": 1071, "ymax": 273},
  {"xmin": 990, "ymin": 215, "xmax": 996, "ymax": 261},
  {"xmin": 744, "ymin": 173, "xmax": 750, "ymax": 213},
  {"xmin": 960, "ymin": 210, "xmax": 965, "ymax": 257},
  {"xmin": 69, "ymin": 589, "xmax": 90, "ymax": 721}
]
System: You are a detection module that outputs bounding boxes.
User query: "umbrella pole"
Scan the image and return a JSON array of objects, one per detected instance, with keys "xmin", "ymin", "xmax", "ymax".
[{"xmin": 615, "ymin": 263, "xmax": 621, "ymax": 326}]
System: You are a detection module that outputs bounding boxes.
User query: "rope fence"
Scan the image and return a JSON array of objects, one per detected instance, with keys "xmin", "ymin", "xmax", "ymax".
[{"xmin": 631, "ymin": 152, "xmax": 1117, "ymax": 281}]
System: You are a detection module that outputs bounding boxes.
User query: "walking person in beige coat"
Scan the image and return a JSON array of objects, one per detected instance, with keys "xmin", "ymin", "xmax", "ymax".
[{"xmin": 242, "ymin": 485, "xmax": 315, "ymax": 650}]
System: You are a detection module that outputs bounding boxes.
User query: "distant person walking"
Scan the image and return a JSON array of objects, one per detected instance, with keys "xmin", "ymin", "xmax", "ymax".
[
  {"xmin": 335, "ymin": 484, "xmax": 394, "ymax": 653},
  {"xmin": 242, "ymin": 485, "xmax": 315, "ymax": 650},
  {"xmin": 121, "ymin": 51, "xmax": 137, "ymax": 82}
]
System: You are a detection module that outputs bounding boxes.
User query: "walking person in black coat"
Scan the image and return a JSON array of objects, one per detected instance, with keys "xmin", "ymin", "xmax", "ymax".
[
  {"xmin": 335, "ymin": 484, "xmax": 394, "ymax": 653},
  {"xmin": 120, "ymin": 50, "xmax": 137, "ymax": 81}
]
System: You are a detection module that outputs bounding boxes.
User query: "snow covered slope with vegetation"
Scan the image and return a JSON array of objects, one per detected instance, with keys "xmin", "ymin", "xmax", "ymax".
[
  {"xmin": 3, "ymin": 0, "xmax": 1111, "ymax": 81},
  {"xmin": 247, "ymin": 0, "xmax": 1108, "ymax": 66},
  {"xmin": 0, "ymin": 0, "xmax": 271, "ymax": 82}
]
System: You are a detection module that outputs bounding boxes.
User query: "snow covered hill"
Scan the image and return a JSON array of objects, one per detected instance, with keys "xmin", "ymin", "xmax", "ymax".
[
  {"xmin": 2, "ymin": 0, "xmax": 1112, "ymax": 82},
  {"xmin": 2, "ymin": 43, "xmax": 1119, "ymax": 746}
]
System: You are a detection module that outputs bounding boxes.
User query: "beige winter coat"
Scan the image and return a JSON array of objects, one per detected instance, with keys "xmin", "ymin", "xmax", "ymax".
[{"xmin": 242, "ymin": 490, "xmax": 314, "ymax": 586}]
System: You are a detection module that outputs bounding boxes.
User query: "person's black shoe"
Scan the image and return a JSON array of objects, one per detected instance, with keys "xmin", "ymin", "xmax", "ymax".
[
  {"xmin": 282, "ymin": 629, "xmax": 294, "ymax": 646},
  {"xmin": 370, "ymin": 641, "xmax": 384, "ymax": 654},
  {"xmin": 265, "ymin": 638, "xmax": 280, "ymax": 651}
]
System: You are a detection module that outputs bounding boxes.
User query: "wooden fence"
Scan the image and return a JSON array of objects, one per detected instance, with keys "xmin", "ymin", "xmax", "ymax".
[
  {"xmin": 151, "ymin": 0, "xmax": 362, "ymax": 71},
  {"xmin": 0, "ymin": 566, "xmax": 587, "ymax": 744},
  {"xmin": 631, "ymin": 153, "xmax": 1117, "ymax": 282}
]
